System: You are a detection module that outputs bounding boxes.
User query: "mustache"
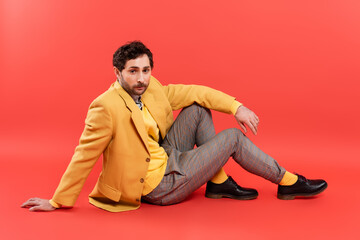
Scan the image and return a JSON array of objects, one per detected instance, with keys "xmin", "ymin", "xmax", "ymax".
[{"xmin": 134, "ymin": 83, "xmax": 146, "ymax": 88}]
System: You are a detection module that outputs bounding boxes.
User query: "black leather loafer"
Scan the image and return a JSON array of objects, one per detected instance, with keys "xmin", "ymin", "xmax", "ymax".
[
  {"xmin": 205, "ymin": 176, "xmax": 258, "ymax": 200},
  {"xmin": 277, "ymin": 174, "xmax": 328, "ymax": 200}
]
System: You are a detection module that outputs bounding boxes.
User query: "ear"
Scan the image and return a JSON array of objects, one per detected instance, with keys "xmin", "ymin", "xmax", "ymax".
[{"xmin": 113, "ymin": 67, "xmax": 120, "ymax": 79}]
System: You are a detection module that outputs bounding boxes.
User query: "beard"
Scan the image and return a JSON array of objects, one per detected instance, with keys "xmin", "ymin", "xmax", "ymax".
[{"xmin": 119, "ymin": 76, "xmax": 149, "ymax": 99}]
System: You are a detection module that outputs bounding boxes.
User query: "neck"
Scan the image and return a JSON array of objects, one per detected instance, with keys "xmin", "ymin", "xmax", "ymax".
[{"xmin": 131, "ymin": 95, "xmax": 141, "ymax": 103}]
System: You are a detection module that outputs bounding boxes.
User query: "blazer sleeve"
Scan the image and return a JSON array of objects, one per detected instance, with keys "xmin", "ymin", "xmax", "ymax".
[
  {"xmin": 162, "ymin": 83, "xmax": 236, "ymax": 114},
  {"xmin": 51, "ymin": 99, "xmax": 113, "ymax": 206}
]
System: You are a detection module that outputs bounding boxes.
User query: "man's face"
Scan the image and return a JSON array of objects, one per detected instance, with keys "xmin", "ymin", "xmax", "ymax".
[{"xmin": 115, "ymin": 54, "xmax": 151, "ymax": 100}]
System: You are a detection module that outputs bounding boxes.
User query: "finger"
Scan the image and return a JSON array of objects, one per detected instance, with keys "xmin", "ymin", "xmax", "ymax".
[
  {"xmin": 251, "ymin": 119, "xmax": 259, "ymax": 129},
  {"xmin": 22, "ymin": 197, "xmax": 42, "ymax": 207},
  {"xmin": 251, "ymin": 117, "xmax": 259, "ymax": 126},
  {"xmin": 253, "ymin": 121, "xmax": 258, "ymax": 135},
  {"xmin": 29, "ymin": 206, "xmax": 43, "ymax": 212},
  {"xmin": 21, "ymin": 202, "xmax": 34, "ymax": 208},
  {"xmin": 253, "ymin": 122, "xmax": 258, "ymax": 135},
  {"xmin": 247, "ymin": 121, "xmax": 257, "ymax": 135},
  {"xmin": 239, "ymin": 122, "xmax": 247, "ymax": 133},
  {"xmin": 21, "ymin": 200, "xmax": 38, "ymax": 207},
  {"xmin": 249, "ymin": 113, "xmax": 259, "ymax": 122},
  {"xmin": 28, "ymin": 198, "xmax": 39, "ymax": 201},
  {"xmin": 250, "ymin": 120, "xmax": 257, "ymax": 130}
]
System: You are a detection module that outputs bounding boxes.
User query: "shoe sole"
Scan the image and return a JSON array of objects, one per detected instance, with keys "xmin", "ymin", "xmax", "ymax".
[
  {"xmin": 205, "ymin": 192, "xmax": 258, "ymax": 200},
  {"xmin": 277, "ymin": 183, "xmax": 328, "ymax": 200}
]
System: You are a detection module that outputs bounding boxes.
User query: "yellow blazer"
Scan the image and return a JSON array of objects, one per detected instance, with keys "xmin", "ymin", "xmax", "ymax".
[{"xmin": 52, "ymin": 76, "xmax": 235, "ymax": 212}]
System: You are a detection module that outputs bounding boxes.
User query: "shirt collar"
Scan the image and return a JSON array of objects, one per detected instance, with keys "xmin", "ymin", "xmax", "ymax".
[{"xmin": 135, "ymin": 96, "xmax": 143, "ymax": 110}]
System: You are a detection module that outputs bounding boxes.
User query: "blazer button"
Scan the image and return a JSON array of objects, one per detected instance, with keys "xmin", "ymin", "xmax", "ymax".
[
  {"xmin": 140, "ymin": 178, "xmax": 144, "ymax": 183},
  {"xmin": 146, "ymin": 158, "xmax": 150, "ymax": 162}
]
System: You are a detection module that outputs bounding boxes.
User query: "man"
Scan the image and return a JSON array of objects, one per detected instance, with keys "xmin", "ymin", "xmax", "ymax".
[{"xmin": 22, "ymin": 41, "xmax": 327, "ymax": 212}]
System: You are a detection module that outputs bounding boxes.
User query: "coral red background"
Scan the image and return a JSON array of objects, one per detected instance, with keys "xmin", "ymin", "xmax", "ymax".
[{"xmin": 1, "ymin": 0, "xmax": 359, "ymax": 239}]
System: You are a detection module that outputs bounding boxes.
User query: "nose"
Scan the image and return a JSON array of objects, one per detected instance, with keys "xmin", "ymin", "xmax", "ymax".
[{"xmin": 137, "ymin": 73, "xmax": 145, "ymax": 83}]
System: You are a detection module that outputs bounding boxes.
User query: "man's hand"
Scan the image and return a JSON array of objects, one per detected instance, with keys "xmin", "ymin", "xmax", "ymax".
[
  {"xmin": 234, "ymin": 105, "xmax": 260, "ymax": 135},
  {"xmin": 21, "ymin": 197, "xmax": 56, "ymax": 212}
]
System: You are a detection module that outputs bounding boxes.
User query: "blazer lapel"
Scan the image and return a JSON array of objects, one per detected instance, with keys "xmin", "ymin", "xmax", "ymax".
[{"xmin": 113, "ymin": 81, "xmax": 149, "ymax": 152}]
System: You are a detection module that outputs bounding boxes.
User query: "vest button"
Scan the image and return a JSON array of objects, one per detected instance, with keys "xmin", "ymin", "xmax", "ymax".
[
  {"xmin": 140, "ymin": 178, "xmax": 144, "ymax": 183},
  {"xmin": 146, "ymin": 158, "xmax": 150, "ymax": 162}
]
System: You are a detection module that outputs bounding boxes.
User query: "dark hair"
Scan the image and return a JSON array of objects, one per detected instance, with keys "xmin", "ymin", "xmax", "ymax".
[{"xmin": 113, "ymin": 41, "xmax": 154, "ymax": 71}]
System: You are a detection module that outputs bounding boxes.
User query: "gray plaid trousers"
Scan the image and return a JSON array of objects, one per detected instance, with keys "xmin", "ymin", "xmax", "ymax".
[{"xmin": 142, "ymin": 104, "xmax": 285, "ymax": 205}]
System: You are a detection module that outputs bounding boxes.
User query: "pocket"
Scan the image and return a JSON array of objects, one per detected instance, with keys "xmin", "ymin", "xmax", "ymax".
[
  {"xmin": 163, "ymin": 150, "xmax": 186, "ymax": 176},
  {"xmin": 161, "ymin": 171, "xmax": 187, "ymax": 190},
  {"xmin": 97, "ymin": 179, "xmax": 122, "ymax": 202}
]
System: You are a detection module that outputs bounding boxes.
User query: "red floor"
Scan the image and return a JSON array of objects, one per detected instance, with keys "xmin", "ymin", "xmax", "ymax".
[{"xmin": 1, "ymin": 134, "xmax": 359, "ymax": 240}]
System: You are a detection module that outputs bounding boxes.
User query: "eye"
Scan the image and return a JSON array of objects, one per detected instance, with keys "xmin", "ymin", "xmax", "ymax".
[
  {"xmin": 143, "ymin": 68, "xmax": 150, "ymax": 73},
  {"xmin": 130, "ymin": 69, "xmax": 136, "ymax": 74}
]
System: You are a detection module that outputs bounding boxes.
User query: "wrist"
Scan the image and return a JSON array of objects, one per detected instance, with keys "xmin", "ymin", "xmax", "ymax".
[
  {"xmin": 49, "ymin": 199, "xmax": 61, "ymax": 208},
  {"xmin": 231, "ymin": 101, "xmax": 243, "ymax": 115}
]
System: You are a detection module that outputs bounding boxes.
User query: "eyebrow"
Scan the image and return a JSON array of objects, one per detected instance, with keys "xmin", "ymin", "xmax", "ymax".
[{"xmin": 129, "ymin": 66, "xmax": 150, "ymax": 69}]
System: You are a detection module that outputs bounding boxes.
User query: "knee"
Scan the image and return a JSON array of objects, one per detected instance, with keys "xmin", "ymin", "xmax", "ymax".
[
  {"xmin": 183, "ymin": 103, "xmax": 210, "ymax": 115},
  {"xmin": 223, "ymin": 128, "xmax": 245, "ymax": 143},
  {"xmin": 225, "ymin": 128, "xmax": 243, "ymax": 136}
]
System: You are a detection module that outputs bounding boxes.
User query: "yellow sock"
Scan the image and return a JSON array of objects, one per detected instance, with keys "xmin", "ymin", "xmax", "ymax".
[
  {"xmin": 210, "ymin": 168, "xmax": 228, "ymax": 184},
  {"xmin": 279, "ymin": 171, "xmax": 298, "ymax": 186}
]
